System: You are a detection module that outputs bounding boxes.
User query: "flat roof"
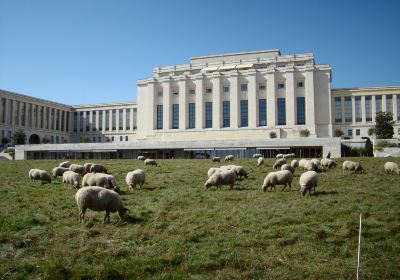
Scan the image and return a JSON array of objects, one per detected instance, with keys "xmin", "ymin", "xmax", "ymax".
[{"xmin": 190, "ymin": 49, "xmax": 281, "ymax": 60}]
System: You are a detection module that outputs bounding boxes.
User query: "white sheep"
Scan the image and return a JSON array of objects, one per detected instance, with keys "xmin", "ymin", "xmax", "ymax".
[
  {"xmin": 82, "ymin": 173, "xmax": 109, "ymax": 189},
  {"xmin": 204, "ymin": 170, "xmax": 237, "ymax": 189},
  {"xmin": 276, "ymin": 154, "xmax": 284, "ymax": 159},
  {"xmin": 310, "ymin": 158, "xmax": 320, "ymax": 167},
  {"xmin": 51, "ymin": 167, "xmax": 69, "ymax": 178},
  {"xmin": 384, "ymin": 162, "xmax": 400, "ymax": 175},
  {"xmin": 207, "ymin": 167, "xmax": 221, "ymax": 178},
  {"xmin": 299, "ymin": 171, "xmax": 319, "ymax": 196},
  {"xmin": 84, "ymin": 163, "xmax": 94, "ymax": 173},
  {"xmin": 304, "ymin": 160, "xmax": 318, "ymax": 172},
  {"xmin": 211, "ymin": 157, "xmax": 221, "ymax": 162},
  {"xmin": 62, "ymin": 170, "xmax": 81, "ymax": 189},
  {"xmin": 59, "ymin": 161, "xmax": 71, "ymax": 168},
  {"xmin": 281, "ymin": 163, "xmax": 295, "ymax": 174},
  {"xmin": 103, "ymin": 174, "xmax": 120, "ymax": 193},
  {"xmin": 75, "ymin": 186, "xmax": 129, "ymax": 224},
  {"xmin": 227, "ymin": 165, "xmax": 248, "ymax": 179},
  {"xmin": 261, "ymin": 170, "xmax": 293, "ymax": 192},
  {"xmin": 320, "ymin": 158, "xmax": 337, "ymax": 169},
  {"xmin": 137, "ymin": 155, "xmax": 146, "ymax": 160},
  {"xmin": 342, "ymin": 160, "xmax": 365, "ymax": 174},
  {"xmin": 144, "ymin": 159, "xmax": 157, "ymax": 166},
  {"xmin": 257, "ymin": 157, "xmax": 264, "ymax": 167},
  {"xmin": 69, "ymin": 164, "xmax": 86, "ymax": 175},
  {"xmin": 291, "ymin": 159, "xmax": 299, "ymax": 168},
  {"xmin": 126, "ymin": 169, "xmax": 146, "ymax": 190},
  {"xmin": 273, "ymin": 159, "xmax": 287, "ymax": 169},
  {"xmin": 28, "ymin": 169, "xmax": 52, "ymax": 184},
  {"xmin": 253, "ymin": 153, "xmax": 262, "ymax": 158},
  {"xmin": 90, "ymin": 164, "xmax": 107, "ymax": 173},
  {"xmin": 224, "ymin": 155, "xmax": 234, "ymax": 161},
  {"xmin": 298, "ymin": 159, "xmax": 308, "ymax": 170}
]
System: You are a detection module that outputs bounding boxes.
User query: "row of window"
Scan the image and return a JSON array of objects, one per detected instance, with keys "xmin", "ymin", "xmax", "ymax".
[
  {"xmin": 334, "ymin": 95, "xmax": 400, "ymax": 123},
  {"xmin": 72, "ymin": 109, "xmax": 137, "ymax": 133},
  {"xmin": 157, "ymin": 81, "xmax": 304, "ymax": 96},
  {"xmin": 155, "ymin": 97, "xmax": 306, "ymax": 129},
  {"xmin": 0, "ymin": 98, "xmax": 70, "ymax": 132}
]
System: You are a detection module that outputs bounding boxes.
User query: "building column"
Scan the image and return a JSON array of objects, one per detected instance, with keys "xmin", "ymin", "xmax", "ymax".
[
  {"xmin": 195, "ymin": 76, "xmax": 204, "ymax": 129},
  {"xmin": 163, "ymin": 80, "xmax": 171, "ymax": 130},
  {"xmin": 88, "ymin": 111, "xmax": 92, "ymax": 132},
  {"xmin": 95, "ymin": 110, "xmax": 99, "ymax": 132},
  {"xmin": 266, "ymin": 71, "xmax": 276, "ymax": 127},
  {"xmin": 248, "ymin": 70, "xmax": 257, "ymax": 128},
  {"xmin": 116, "ymin": 109, "xmax": 120, "ymax": 132},
  {"xmin": 361, "ymin": 96, "xmax": 366, "ymax": 124},
  {"xmin": 382, "ymin": 95, "xmax": 387, "ymax": 113},
  {"xmin": 108, "ymin": 109, "xmax": 113, "ymax": 132},
  {"xmin": 102, "ymin": 110, "xmax": 106, "ymax": 132},
  {"xmin": 0, "ymin": 97, "xmax": 3, "ymax": 124},
  {"xmin": 305, "ymin": 69, "xmax": 316, "ymax": 134},
  {"xmin": 213, "ymin": 73, "xmax": 222, "ymax": 128},
  {"xmin": 372, "ymin": 96, "xmax": 376, "ymax": 123},
  {"xmin": 228, "ymin": 73, "xmax": 239, "ymax": 128},
  {"xmin": 148, "ymin": 81, "xmax": 156, "ymax": 130},
  {"xmin": 286, "ymin": 69, "xmax": 296, "ymax": 126},
  {"xmin": 341, "ymin": 97, "xmax": 345, "ymax": 124},
  {"xmin": 351, "ymin": 96, "xmax": 356, "ymax": 125},
  {"xmin": 10, "ymin": 100, "xmax": 15, "ymax": 125},
  {"xmin": 17, "ymin": 101, "xmax": 22, "ymax": 127},
  {"xmin": 130, "ymin": 108, "xmax": 134, "ymax": 131},
  {"xmin": 82, "ymin": 111, "xmax": 86, "ymax": 133},
  {"xmin": 178, "ymin": 78, "xmax": 187, "ymax": 129},
  {"xmin": 393, "ymin": 95, "xmax": 398, "ymax": 121}
]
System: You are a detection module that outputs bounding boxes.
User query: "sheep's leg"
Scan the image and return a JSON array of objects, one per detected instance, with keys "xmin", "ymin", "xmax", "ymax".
[
  {"xmin": 288, "ymin": 183, "xmax": 291, "ymax": 191},
  {"xmin": 80, "ymin": 208, "xmax": 86, "ymax": 223},
  {"xmin": 104, "ymin": 211, "xmax": 110, "ymax": 224},
  {"xmin": 282, "ymin": 184, "xmax": 287, "ymax": 191}
]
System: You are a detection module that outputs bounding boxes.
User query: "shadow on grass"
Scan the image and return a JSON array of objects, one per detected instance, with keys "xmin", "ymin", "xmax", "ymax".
[
  {"xmin": 121, "ymin": 214, "xmax": 146, "ymax": 225},
  {"xmin": 312, "ymin": 190, "xmax": 339, "ymax": 196}
]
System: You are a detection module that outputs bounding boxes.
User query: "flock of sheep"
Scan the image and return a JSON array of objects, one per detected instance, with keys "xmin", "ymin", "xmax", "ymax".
[{"xmin": 27, "ymin": 154, "xmax": 400, "ymax": 224}]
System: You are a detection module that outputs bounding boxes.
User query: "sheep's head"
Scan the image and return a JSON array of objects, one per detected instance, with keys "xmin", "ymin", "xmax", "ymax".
[{"xmin": 118, "ymin": 207, "xmax": 129, "ymax": 220}]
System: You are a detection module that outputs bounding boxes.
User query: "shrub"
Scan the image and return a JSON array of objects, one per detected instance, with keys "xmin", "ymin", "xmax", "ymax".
[
  {"xmin": 269, "ymin": 131, "xmax": 277, "ymax": 139},
  {"xmin": 80, "ymin": 135, "xmax": 91, "ymax": 143},
  {"xmin": 11, "ymin": 129, "xmax": 26, "ymax": 145},
  {"xmin": 333, "ymin": 129, "xmax": 344, "ymax": 137},
  {"xmin": 299, "ymin": 129, "xmax": 310, "ymax": 137},
  {"xmin": 1, "ymin": 137, "xmax": 10, "ymax": 145},
  {"xmin": 42, "ymin": 137, "xmax": 51, "ymax": 144},
  {"xmin": 368, "ymin": 128, "xmax": 376, "ymax": 136},
  {"xmin": 375, "ymin": 112, "xmax": 394, "ymax": 139}
]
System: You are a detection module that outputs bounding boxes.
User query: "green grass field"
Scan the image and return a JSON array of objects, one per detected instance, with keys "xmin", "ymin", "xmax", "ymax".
[{"xmin": 0, "ymin": 157, "xmax": 399, "ymax": 279}]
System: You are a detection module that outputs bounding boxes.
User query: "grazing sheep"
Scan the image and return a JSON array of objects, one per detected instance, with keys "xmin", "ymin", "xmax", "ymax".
[
  {"xmin": 229, "ymin": 165, "xmax": 248, "ymax": 179},
  {"xmin": 204, "ymin": 169, "xmax": 237, "ymax": 190},
  {"xmin": 137, "ymin": 155, "xmax": 146, "ymax": 160},
  {"xmin": 384, "ymin": 162, "xmax": 400, "ymax": 175},
  {"xmin": 82, "ymin": 173, "xmax": 109, "ymax": 189},
  {"xmin": 69, "ymin": 164, "xmax": 86, "ymax": 175},
  {"xmin": 52, "ymin": 167, "xmax": 69, "ymax": 178},
  {"xmin": 321, "ymin": 158, "xmax": 337, "ymax": 169},
  {"xmin": 84, "ymin": 163, "xmax": 94, "ymax": 173},
  {"xmin": 257, "ymin": 157, "xmax": 264, "ymax": 167},
  {"xmin": 144, "ymin": 159, "xmax": 157, "ymax": 166},
  {"xmin": 126, "ymin": 169, "xmax": 146, "ymax": 190},
  {"xmin": 224, "ymin": 155, "xmax": 234, "ymax": 161},
  {"xmin": 281, "ymin": 163, "xmax": 295, "ymax": 174},
  {"xmin": 59, "ymin": 161, "xmax": 71, "ymax": 168},
  {"xmin": 62, "ymin": 171, "xmax": 81, "ymax": 189},
  {"xmin": 261, "ymin": 170, "xmax": 293, "ymax": 192},
  {"xmin": 298, "ymin": 159, "xmax": 308, "ymax": 170},
  {"xmin": 75, "ymin": 186, "xmax": 129, "ymax": 224},
  {"xmin": 299, "ymin": 171, "xmax": 319, "ymax": 196},
  {"xmin": 28, "ymin": 169, "xmax": 52, "ymax": 184},
  {"xmin": 103, "ymin": 174, "xmax": 120, "ymax": 193},
  {"xmin": 90, "ymin": 164, "xmax": 107, "ymax": 174},
  {"xmin": 253, "ymin": 153, "xmax": 262, "ymax": 158},
  {"xmin": 342, "ymin": 160, "xmax": 365, "ymax": 174},
  {"xmin": 291, "ymin": 159, "xmax": 299, "ymax": 168},
  {"xmin": 304, "ymin": 160, "xmax": 318, "ymax": 172},
  {"xmin": 276, "ymin": 154, "xmax": 284, "ymax": 159},
  {"xmin": 273, "ymin": 159, "xmax": 287, "ymax": 169},
  {"xmin": 211, "ymin": 157, "xmax": 221, "ymax": 162},
  {"xmin": 207, "ymin": 167, "xmax": 221, "ymax": 178},
  {"xmin": 310, "ymin": 158, "xmax": 320, "ymax": 167}
]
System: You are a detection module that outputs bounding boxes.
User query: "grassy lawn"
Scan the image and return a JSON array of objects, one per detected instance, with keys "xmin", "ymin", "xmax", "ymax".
[{"xmin": 0, "ymin": 157, "xmax": 399, "ymax": 279}]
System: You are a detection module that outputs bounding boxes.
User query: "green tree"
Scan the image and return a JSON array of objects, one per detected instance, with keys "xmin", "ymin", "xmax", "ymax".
[
  {"xmin": 1, "ymin": 137, "xmax": 10, "ymax": 145},
  {"xmin": 375, "ymin": 112, "xmax": 394, "ymax": 139},
  {"xmin": 299, "ymin": 129, "xmax": 310, "ymax": 137},
  {"xmin": 80, "ymin": 135, "xmax": 92, "ymax": 143},
  {"xmin": 333, "ymin": 128, "xmax": 344, "ymax": 137},
  {"xmin": 11, "ymin": 129, "xmax": 26, "ymax": 145}
]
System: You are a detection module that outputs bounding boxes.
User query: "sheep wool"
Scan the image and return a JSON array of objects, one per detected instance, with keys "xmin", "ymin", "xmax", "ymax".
[
  {"xmin": 384, "ymin": 162, "xmax": 400, "ymax": 175},
  {"xmin": 204, "ymin": 170, "xmax": 237, "ymax": 189},
  {"xmin": 29, "ymin": 169, "xmax": 52, "ymax": 184},
  {"xmin": 299, "ymin": 171, "xmax": 319, "ymax": 196},
  {"xmin": 52, "ymin": 167, "xmax": 69, "ymax": 178},
  {"xmin": 261, "ymin": 170, "xmax": 293, "ymax": 192},
  {"xmin": 63, "ymin": 170, "xmax": 81, "ymax": 189},
  {"xmin": 281, "ymin": 164, "xmax": 295, "ymax": 174},
  {"xmin": 126, "ymin": 169, "xmax": 146, "ymax": 190},
  {"xmin": 257, "ymin": 157, "xmax": 264, "ymax": 167},
  {"xmin": 144, "ymin": 159, "xmax": 157, "ymax": 166}
]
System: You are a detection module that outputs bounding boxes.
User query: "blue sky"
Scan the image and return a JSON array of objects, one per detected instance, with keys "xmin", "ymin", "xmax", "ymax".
[{"xmin": 1, "ymin": 0, "xmax": 399, "ymax": 105}]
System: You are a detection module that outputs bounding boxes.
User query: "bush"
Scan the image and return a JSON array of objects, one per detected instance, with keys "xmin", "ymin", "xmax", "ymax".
[
  {"xmin": 80, "ymin": 135, "xmax": 91, "ymax": 143},
  {"xmin": 299, "ymin": 129, "xmax": 310, "ymax": 137},
  {"xmin": 1, "ymin": 137, "xmax": 10, "ymax": 145},
  {"xmin": 11, "ymin": 129, "xmax": 26, "ymax": 145},
  {"xmin": 333, "ymin": 129, "xmax": 344, "ymax": 137},
  {"xmin": 368, "ymin": 128, "xmax": 376, "ymax": 136},
  {"xmin": 269, "ymin": 131, "xmax": 277, "ymax": 139},
  {"xmin": 42, "ymin": 137, "xmax": 51, "ymax": 144},
  {"xmin": 375, "ymin": 112, "xmax": 394, "ymax": 139}
]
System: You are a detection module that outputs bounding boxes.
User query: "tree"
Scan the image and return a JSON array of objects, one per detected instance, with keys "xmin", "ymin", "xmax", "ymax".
[
  {"xmin": 1, "ymin": 137, "xmax": 10, "ymax": 145},
  {"xmin": 375, "ymin": 112, "xmax": 394, "ymax": 139},
  {"xmin": 269, "ymin": 131, "xmax": 277, "ymax": 139},
  {"xmin": 368, "ymin": 127, "xmax": 376, "ymax": 137},
  {"xmin": 11, "ymin": 129, "xmax": 26, "ymax": 145},
  {"xmin": 42, "ymin": 137, "xmax": 51, "ymax": 144},
  {"xmin": 80, "ymin": 135, "xmax": 91, "ymax": 143},
  {"xmin": 333, "ymin": 128, "xmax": 344, "ymax": 137}
]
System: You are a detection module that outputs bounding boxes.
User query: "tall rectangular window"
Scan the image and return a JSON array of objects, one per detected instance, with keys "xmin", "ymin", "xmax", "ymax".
[
  {"xmin": 112, "ymin": 109, "xmax": 116, "ymax": 130},
  {"xmin": 156, "ymin": 105, "xmax": 163, "ymax": 129},
  {"xmin": 105, "ymin": 110, "xmax": 110, "ymax": 130},
  {"xmin": 46, "ymin": 107, "xmax": 50, "ymax": 129},
  {"xmin": 98, "ymin": 111, "xmax": 103, "ymax": 131},
  {"xmin": 386, "ymin": 95, "xmax": 393, "ymax": 113},
  {"xmin": 56, "ymin": 109, "xmax": 60, "ymax": 130},
  {"xmin": 355, "ymin": 96, "xmax": 361, "ymax": 122},
  {"xmin": 15, "ymin": 101, "xmax": 20, "ymax": 126},
  {"xmin": 9, "ymin": 100, "xmax": 13, "ymax": 125},
  {"xmin": 66, "ymin": 112, "xmax": 70, "ymax": 131},
  {"xmin": 21, "ymin": 102, "xmax": 26, "ymax": 126},
  {"xmin": 61, "ymin": 110, "xmax": 65, "ymax": 131},
  {"xmin": 133, "ymin": 109, "xmax": 137, "ymax": 129},
  {"xmin": 259, "ymin": 99, "xmax": 267, "ymax": 126},
  {"xmin": 1, "ymin": 98, "xmax": 6, "ymax": 124},
  {"xmin": 172, "ymin": 104, "xmax": 179, "ymax": 129},
  {"xmin": 205, "ymin": 102, "xmax": 212, "ymax": 128},
  {"xmin": 85, "ymin": 111, "xmax": 90, "ymax": 131},
  {"xmin": 28, "ymin": 104, "xmax": 33, "ymax": 128},
  {"xmin": 375, "ymin": 96, "xmax": 382, "ymax": 113},
  {"xmin": 240, "ymin": 84, "xmax": 248, "ymax": 92},
  {"xmin": 397, "ymin": 95, "xmax": 400, "ymax": 121},
  {"xmin": 240, "ymin": 100, "xmax": 248, "ymax": 127},
  {"xmin": 365, "ymin": 96, "xmax": 372, "ymax": 122},
  {"xmin": 79, "ymin": 112, "xmax": 84, "ymax": 132},
  {"xmin": 189, "ymin": 103, "xmax": 195, "ymax": 129},
  {"xmin": 277, "ymin": 98, "xmax": 286, "ymax": 125},
  {"xmin": 223, "ymin": 101, "xmax": 230, "ymax": 128},
  {"xmin": 119, "ymin": 109, "xmax": 123, "ymax": 130},
  {"xmin": 92, "ymin": 111, "xmax": 96, "ymax": 131},
  {"xmin": 344, "ymin": 96, "xmax": 352, "ymax": 123},
  {"xmin": 34, "ymin": 105, "xmax": 39, "ymax": 128},
  {"xmin": 334, "ymin": 97, "xmax": 342, "ymax": 123},
  {"xmin": 73, "ymin": 112, "xmax": 78, "ymax": 132},
  {"xmin": 126, "ymin": 109, "xmax": 131, "ymax": 130},
  {"xmin": 39, "ymin": 106, "xmax": 44, "ymax": 128},
  {"xmin": 296, "ymin": 97, "xmax": 305, "ymax": 125}
]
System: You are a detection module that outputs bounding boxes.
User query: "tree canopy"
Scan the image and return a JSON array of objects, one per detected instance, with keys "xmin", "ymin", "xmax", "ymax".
[
  {"xmin": 375, "ymin": 112, "xmax": 395, "ymax": 139},
  {"xmin": 11, "ymin": 129, "xmax": 26, "ymax": 145}
]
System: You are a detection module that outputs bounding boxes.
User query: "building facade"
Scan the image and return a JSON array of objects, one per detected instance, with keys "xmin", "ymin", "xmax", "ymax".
[{"xmin": 1, "ymin": 49, "xmax": 399, "ymax": 160}]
